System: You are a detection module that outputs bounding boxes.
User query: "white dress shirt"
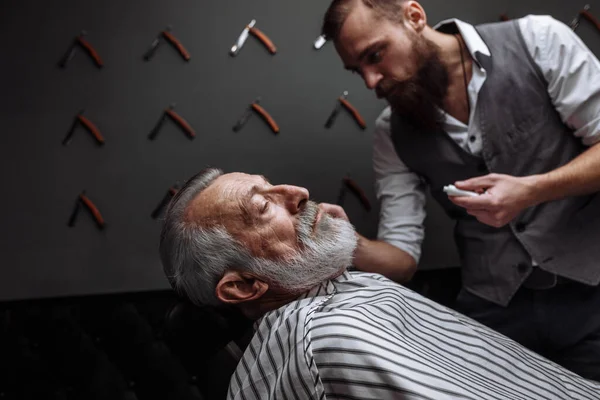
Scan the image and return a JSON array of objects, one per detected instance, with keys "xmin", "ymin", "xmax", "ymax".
[
  {"xmin": 227, "ymin": 271, "xmax": 600, "ymax": 399},
  {"xmin": 374, "ymin": 16, "xmax": 600, "ymax": 263}
]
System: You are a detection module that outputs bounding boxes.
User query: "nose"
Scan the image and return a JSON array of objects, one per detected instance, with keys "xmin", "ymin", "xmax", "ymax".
[
  {"xmin": 270, "ymin": 185, "xmax": 309, "ymax": 214},
  {"xmin": 363, "ymin": 68, "xmax": 383, "ymax": 90}
]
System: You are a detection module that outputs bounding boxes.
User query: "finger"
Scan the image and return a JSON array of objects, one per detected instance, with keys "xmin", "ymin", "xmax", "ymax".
[
  {"xmin": 467, "ymin": 210, "xmax": 509, "ymax": 228},
  {"xmin": 454, "ymin": 174, "xmax": 498, "ymax": 191},
  {"xmin": 466, "ymin": 210, "xmax": 490, "ymax": 219},
  {"xmin": 318, "ymin": 203, "xmax": 349, "ymax": 220},
  {"xmin": 466, "ymin": 211, "xmax": 498, "ymax": 227},
  {"xmin": 448, "ymin": 195, "xmax": 493, "ymax": 211}
]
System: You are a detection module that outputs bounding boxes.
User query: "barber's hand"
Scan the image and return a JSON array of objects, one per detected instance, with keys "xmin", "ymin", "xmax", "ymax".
[
  {"xmin": 318, "ymin": 203, "xmax": 350, "ymax": 222},
  {"xmin": 449, "ymin": 173, "xmax": 538, "ymax": 228}
]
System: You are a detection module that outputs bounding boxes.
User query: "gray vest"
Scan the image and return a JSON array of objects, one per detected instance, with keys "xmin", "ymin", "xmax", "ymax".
[{"xmin": 390, "ymin": 20, "xmax": 600, "ymax": 306}]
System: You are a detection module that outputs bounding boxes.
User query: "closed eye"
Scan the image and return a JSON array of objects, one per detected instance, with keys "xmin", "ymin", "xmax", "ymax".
[{"xmin": 261, "ymin": 201, "xmax": 270, "ymax": 214}]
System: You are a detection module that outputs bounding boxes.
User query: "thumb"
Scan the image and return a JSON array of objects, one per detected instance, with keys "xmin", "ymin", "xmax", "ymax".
[
  {"xmin": 455, "ymin": 174, "xmax": 496, "ymax": 191},
  {"xmin": 319, "ymin": 203, "xmax": 349, "ymax": 221}
]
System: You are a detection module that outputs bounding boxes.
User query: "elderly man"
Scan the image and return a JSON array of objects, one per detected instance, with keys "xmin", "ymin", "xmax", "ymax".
[
  {"xmin": 322, "ymin": 0, "xmax": 600, "ymax": 380},
  {"xmin": 159, "ymin": 168, "xmax": 599, "ymax": 399}
]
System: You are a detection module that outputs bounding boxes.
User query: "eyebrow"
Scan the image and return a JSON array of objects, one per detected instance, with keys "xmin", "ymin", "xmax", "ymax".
[{"xmin": 344, "ymin": 41, "xmax": 382, "ymax": 71}]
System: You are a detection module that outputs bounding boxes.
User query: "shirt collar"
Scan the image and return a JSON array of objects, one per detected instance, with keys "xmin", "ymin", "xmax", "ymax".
[
  {"xmin": 433, "ymin": 18, "xmax": 491, "ymax": 67},
  {"xmin": 296, "ymin": 269, "xmax": 352, "ymax": 300},
  {"xmin": 254, "ymin": 270, "xmax": 352, "ymax": 329}
]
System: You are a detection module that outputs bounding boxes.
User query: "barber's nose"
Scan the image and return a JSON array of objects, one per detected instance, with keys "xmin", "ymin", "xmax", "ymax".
[
  {"xmin": 271, "ymin": 185, "xmax": 309, "ymax": 214},
  {"xmin": 363, "ymin": 69, "xmax": 383, "ymax": 90}
]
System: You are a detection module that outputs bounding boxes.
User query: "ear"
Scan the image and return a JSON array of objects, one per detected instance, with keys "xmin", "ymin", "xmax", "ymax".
[
  {"xmin": 403, "ymin": 1, "xmax": 427, "ymax": 33},
  {"xmin": 215, "ymin": 270, "xmax": 269, "ymax": 304}
]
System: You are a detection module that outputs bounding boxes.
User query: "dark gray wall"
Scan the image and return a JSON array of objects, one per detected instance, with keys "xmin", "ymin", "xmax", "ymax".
[{"xmin": 1, "ymin": 0, "xmax": 598, "ymax": 301}]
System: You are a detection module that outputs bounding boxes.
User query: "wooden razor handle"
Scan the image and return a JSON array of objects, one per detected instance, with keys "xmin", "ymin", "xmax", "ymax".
[
  {"xmin": 582, "ymin": 10, "xmax": 600, "ymax": 31},
  {"xmin": 166, "ymin": 109, "xmax": 195, "ymax": 138},
  {"xmin": 249, "ymin": 27, "xmax": 277, "ymax": 54},
  {"xmin": 162, "ymin": 30, "xmax": 191, "ymax": 61},
  {"xmin": 79, "ymin": 193, "xmax": 105, "ymax": 228},
  {"xmin": 340, "ymin": 98, "xmax": 366, "ymax": 129},
  {"xmin": 77, "ymin": 115, "xmax": 105, "ymax": 144},
  {"xmin": 343, "ymin": 177, "xmax": 372, "ymax": 211},
  {"xmin": 77, "ymin": 36, "xmax": 104, "ymax": 67},
  {"xmin": 252, "ymin": 103, "xmax": 280, "ymax": 133}
]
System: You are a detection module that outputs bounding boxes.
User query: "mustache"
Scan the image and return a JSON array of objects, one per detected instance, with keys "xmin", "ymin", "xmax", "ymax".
[
  {"xmin": 296, "ymin": 201, "xmax": 319, "ymax": 244},
  {"xmin": 380, "ymin": 72, "xmax": 424, "ymax": 93},
  {"xmin": 376, "ymin": 76, "xmax": 412, "ymax": 100},
  {"xmin": 376, "ymin": 79, "xmax": 397, "ymax": 99}
]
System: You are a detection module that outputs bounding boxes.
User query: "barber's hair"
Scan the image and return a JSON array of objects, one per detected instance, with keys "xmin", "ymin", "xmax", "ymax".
[
  {"xmin": 322, "ymin": 0, "xmax": 407, "ymax": 42},
  {"xmin": 159, "ymin": 168, "xmax": 255, "ymax": 306}
]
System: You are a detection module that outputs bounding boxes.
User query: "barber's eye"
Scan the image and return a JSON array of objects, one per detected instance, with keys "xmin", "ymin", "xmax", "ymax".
[{"xmin": 368, "ymin": 51, "xmax": 382, "ymax": 65}]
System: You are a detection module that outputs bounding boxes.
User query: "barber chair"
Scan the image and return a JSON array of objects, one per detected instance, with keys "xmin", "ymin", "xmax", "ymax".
[{"xmin": 163, "ymin": 300, "xmax": 253, "ymax": 399}]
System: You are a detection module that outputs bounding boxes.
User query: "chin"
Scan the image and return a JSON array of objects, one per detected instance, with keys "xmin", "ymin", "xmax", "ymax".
[{"xmin": 262, "ymin": 215, "xmax": 358, "ymax": 294}]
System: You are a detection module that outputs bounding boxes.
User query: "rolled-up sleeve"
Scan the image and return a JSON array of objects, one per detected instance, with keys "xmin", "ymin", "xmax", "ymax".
[
  {"xmin": 373, "ymin": 107, "xmax": 427, "ymax": 263},
  {"xmin": 519, "ymin": 15, "xmax": 600, "ymax": 146}
]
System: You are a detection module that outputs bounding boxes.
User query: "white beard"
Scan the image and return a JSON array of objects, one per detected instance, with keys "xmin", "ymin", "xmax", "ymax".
[{"xmin": 251, "ymin": 201, "xmax": 358, "ymax": 293}]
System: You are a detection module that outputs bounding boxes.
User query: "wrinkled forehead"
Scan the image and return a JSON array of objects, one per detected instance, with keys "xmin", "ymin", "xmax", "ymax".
[{"xmin": 183, "ymin": 172, "xmax": 265, "ymax": 227}]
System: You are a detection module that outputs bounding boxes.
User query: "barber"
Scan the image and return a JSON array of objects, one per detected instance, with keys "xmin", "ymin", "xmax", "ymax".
[{"xmin": 322, "ymin": 0, "xmax": 600, "ymax": 380}]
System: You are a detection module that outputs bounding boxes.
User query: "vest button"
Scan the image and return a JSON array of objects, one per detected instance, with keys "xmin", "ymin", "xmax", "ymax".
[
  {"xmin": 515, "ymin": 222, "xmax": 526, "ymax": 233},
  {"xmin": 477, "ymin": 163, "xmax": 487, "ymax": 172},
  {"xmin": 469, "ymin": 136, "xmax": 476, "ymax": 143}
]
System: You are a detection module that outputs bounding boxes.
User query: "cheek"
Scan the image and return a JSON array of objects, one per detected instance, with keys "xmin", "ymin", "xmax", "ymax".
[
  {"xmin": 273, "ymin": 218, "xmax": 298, "ymax": 246},
  {"xmin": 384, "ymin": 47, "xmax": 417, "ymax": 81},
  {"xmin": 376, "ymin": 59, "xmax": 402, "ymax": 83},
  {"xmin": 253, "ymin": 219, "xmax": 298, "ymax": 259}
]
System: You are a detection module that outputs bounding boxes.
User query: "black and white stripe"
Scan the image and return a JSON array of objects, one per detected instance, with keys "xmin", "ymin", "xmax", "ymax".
[{"xmin": 227, "ymin": 272, "xmax": 600, "ymax": 400}]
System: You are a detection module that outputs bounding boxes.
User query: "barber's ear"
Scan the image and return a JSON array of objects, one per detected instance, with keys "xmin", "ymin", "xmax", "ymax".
[
  {"xmin": 215, "ymin": 271, "xmax": 269, "ymax": 304},
  {"xmin": 403, "ymin": 1, "xmax": 427, "ymax": 32}
]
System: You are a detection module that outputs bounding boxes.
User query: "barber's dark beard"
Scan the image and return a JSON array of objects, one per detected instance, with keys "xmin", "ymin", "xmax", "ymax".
[{"xmin": 384, "ymin": 35, "xmax": 449, "ymax": 132}]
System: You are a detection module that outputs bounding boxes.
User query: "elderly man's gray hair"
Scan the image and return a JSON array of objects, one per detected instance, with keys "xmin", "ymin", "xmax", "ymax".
[
  {"xmin": 159, "ymin": 168, "xmax": 256, "ymax": 306},
  {"xmin": 160, "ymin": 168, "xmax": 358, "ymax": 308}
]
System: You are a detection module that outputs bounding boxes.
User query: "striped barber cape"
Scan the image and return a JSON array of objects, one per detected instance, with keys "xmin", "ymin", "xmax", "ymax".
[{"xmin": 227, "ymin": 271, "xmax": 600, "ymax": 400}]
